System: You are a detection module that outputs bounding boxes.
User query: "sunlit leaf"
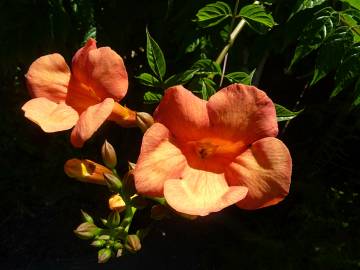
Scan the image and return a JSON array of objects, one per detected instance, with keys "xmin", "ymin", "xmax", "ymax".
[
  {"xmin": 239, "ymin": 4, "xmax": 276, "ymax": 31},
  {"xmin": 143, "ymin": 91, "xmax": 163, "ymax": 104},
  {"xmin": 275, "ymin": 104, "xmax": 303, "ymax": 122},
  {"xmin": 340, "ymin": 0, "xmax": 360, "ymax": 10},
  {"xmin": 289, "ymin": 0, "xmax": 327, "ymax": 19},
  {"xmin": 289, "ymin": 7, "xmax": 337, "ymax": 69},
  {"xmin": 340, "ymin": 10, "xmax": 360, "ymax": 43},
  {"xmin": 200, "ymin": 78, "xmax": 217, "ymax": 100},
  {"xmin": 146, "ymin": 28, "xmax": 166, "ymax": 81},
  {"xmin": 311, "ymin": 26, "xmax": 353, "ymax": 86},
  {"xmin": 136, "ymin": 73, "xmax": 160, "ymax": 87},
  {"xmin": 332, "ymin": 44, "xmax": 360, "ymax": 98},
  {"xmin": 195, "ymin": 1, "xmax": 232, "ymax": 28},
  {"xmin": 225, "ymin": 70, "xmax": 255, "ymax": 85}
]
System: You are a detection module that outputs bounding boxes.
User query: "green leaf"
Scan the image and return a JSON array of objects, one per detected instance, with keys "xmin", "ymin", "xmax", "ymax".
[
  {"xmin": 143, "ymin": 91, "xmax": 163, "ymax": 104},
  {"xmin": 200, "ymin": 78, "xmax": 217, "ymax": 100},
  {"xmin": 289, "ymin": 0, "xmax": 327, "ymax": 19},
  {"xmin": 146, "ymin": 29, "xmax": 166, "ymax": 80},
  {"xmin": 239, "ymin": 4, "xmax": 276, "ymax": 30},
  {"xmin": 340, "ymin": 10, "xmax": 360, "ymax": 43},
  {"xmin": 340, "ymin": 0, "xmax": 360, "ymax": 10},
  {"xmin": 136, "ymin": 73, "xmax": 160, "ymax": 87},
  {"xmin": 225, "ymin": 70, "xmax": 255, "ymax": 85},
  {"xmin": 311, "ymin": 26, "xmax": 353, "ymax": 86},
  {"xmin": 275, "ymin": 104, "xmax": 303, "ymax": 122},
  {"xmin": 191, "ymin": 59, "xmax": 221, "ymax": 75},
  {"xmin": 83, "ymin": 26, "xmax": 96, "ymax": 44},
  {"xmin": 196, "ymin": 1, "xmax": 232, "ymax": 28},
  {"xmin": 332, "ymin": 44, "xmax": 360, "ymax": 98},
  {"xmin": 352, "ymin": 78, "xmax": 360, "ymax": 107},
  {"xmin": 289, "ymin": 8, "xmax": 337, "ymax": 69},
  {"xmin": 163, "ymin": 69, "xmax": 199, "ymax": 88}
]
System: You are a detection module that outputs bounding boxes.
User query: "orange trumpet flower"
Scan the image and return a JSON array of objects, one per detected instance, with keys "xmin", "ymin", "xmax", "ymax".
[
  {"xmin": 134, "ymin": 84, "xmax": 292, "ymax": 216},
  {"xmin": 22, "ymin": 39, "xmax": 136, "ymax": 147}
]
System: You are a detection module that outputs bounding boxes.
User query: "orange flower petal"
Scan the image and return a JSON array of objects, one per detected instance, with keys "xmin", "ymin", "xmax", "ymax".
[
  {"xmin": 207, "ymin": 84, "xmax": 278, "ymax": 144},
  {"xmin": 22, "ymin": 97, "xmax": 78, "ymax": 132},
  {"xmin": 164, "ymin": 167, "xmax": 248, "ymax": 216},
  {"xmin": 134, "ymin": 123, "xmax": 187, "ymax": 197},
  {"xmin": 225, "ymin": 137, "xmax": 292, "ymax": 210},
  {"xmin": 70, "ymin": 98, "xmax": 115, "ymax": 148},
  {"xmin": 154, "ymin": 86, "xmax": 210, "ymax": 141},
  {"xmin": 25, "ymin": 53, "xmax": 70, "ymax": 102},
  {"xmin": 71, "ymin": 38, "xmax": 128, "ymax": 101}
]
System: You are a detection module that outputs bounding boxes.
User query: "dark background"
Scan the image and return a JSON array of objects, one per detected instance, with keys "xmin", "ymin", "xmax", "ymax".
[{"xmin": 0, "ymin": 0, "xmax": 359, "ymax": 269}]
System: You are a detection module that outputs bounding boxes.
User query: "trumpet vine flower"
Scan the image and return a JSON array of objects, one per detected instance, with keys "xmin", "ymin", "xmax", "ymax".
[
  {"xmin": 22, "ymin": 39, "xmax": 136, "ymax": 147},
  {"xmin": 134, "ymin": 84, "xmax": 292, "ymax": 216}
]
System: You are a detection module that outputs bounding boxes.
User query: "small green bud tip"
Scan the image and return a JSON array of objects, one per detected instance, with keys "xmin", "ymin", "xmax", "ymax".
[
  {"xmin": 125, "ymin": 235, "xmax": 141, "ymax": 253},
  {"xmin": 101, "ymin": 140, "xmax": 117, "ymax": 169},
  {"xmin": 91, "ymin": 239, "xmax": 106, "ymax": 248},
  {"xmin": 80, "ymin": 209, "xmax": 94, "ymax": 224},
  {"xmin": 136, "ymin": 112, "xmax": 154, "ymax": 133},
  {"xmin": 104, "ymin": 173, "xmax": 122, "ymax": 192},
  {"xmin": 98, "ymin": 248, "xmax": 112, "ymax": 264}
]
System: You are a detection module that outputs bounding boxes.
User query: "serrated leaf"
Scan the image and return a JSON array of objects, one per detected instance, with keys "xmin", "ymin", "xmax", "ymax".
[
  {"xmin": 311, "ymin": 26, "xmax": 353, "ymax": 86},
  {"xmin": 163, "ymin": 69, "xmax": 199, "ymax": 88},
  {"xmin": 146, "ymin": 29, "xmax": 166, "ymax": 80},
  {"xmin": 143, "ymin": 91, "xmax": 163, "ymax": 104},
  {"xmin": 225, "ymin": 70, "xmax": 255, "ymax": 85},
  {"xmin": 332, "ymin": 45, "xmax": 360, "ymax": 98},
  {"xmin": 289, "ymin": 8, "xmax": 337, "ymax": 69},
  {"xmin": 191, "ymin": 59, "xmax": 221, "ymax": 75},
  {"xmin": 239, "ymin": 4, "xmax": 276, "ymax": 30},
  {"xmin": 196, "ymin": 1, "xmax": 232, "ymax": 28},
  {"xmin": 289, "ymin": 0, "xmax": 327, "ymax": 19},
  {"xmin": 340, "ymin": 0, "xmax": 360, "ymax": 10},
  {"xmin": 136, "ymin": 73, "xmax": 160, "ymax": 87},
  {"xmin": 275, "ymin": 104, "xmax": 303, "ymax": 122}
]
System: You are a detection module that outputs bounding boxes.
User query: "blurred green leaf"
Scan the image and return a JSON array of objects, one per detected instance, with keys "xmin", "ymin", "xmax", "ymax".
[
  {"xmin": 311, "ymin": 26, "xmax": 353, "ymax": 86},
  {"xmin": 239, "ymin": 4, "xmax": 276, "ymax": 31},
  {"xmin": 195, "ymin": 1, "xmax": 232, "ymax": 28},
  {"xmin": 352, "ymin": 78, "xmax": 360, "ymax": 107},
  {"xmin": 136, "ymin": 73, "xmax": 160, "ymax": 87},
  {"xmin": 289, "ymin": 0, "xmax": 327, "ymax": 19},
  {"xmin": 163, "ymin": 69, "xmax": 199, "ymax": 88},
  {"xmin": 83, "ymin": 26, "xmax": 96, "ymax": 44},
  {"xmin": 146, "ymin": 28, "xmax": 166, "ymax": 81},
  {"xmin": 275, "ymin": 104, "xmax": 303, "ymax": 122},
  {"xmin": 225, "ymin": 70, "xmax": 255, "ymax": 85},
  {"xmin": 290, "ymin": 8, "xmax": 337, "ymax": 69},
  {"xmin": 340, "ymin": 0, "xmax": 360, "ymax": 10},
  {"xmin": 200, "ymin": 77, "xmax": 217, "ymax": 100},
  {"xmin": 340, "ymin": 10, "xmax": 360, "ymax": 43},
  {"xmin": 191, "ymin": 59, "xmax": 221, "ymax": 75},
  {"xmin": 143, "ymin": 91, "xmax": 163, "ymax": 104},
  {"xmin": 332, "ymin": 44, "xmax": 360, "ymax": 97}
]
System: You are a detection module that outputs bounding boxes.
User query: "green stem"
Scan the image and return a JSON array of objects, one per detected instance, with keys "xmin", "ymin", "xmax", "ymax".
[
  {"xmin": 215, "ymin": 0, "xmax": 260, "ymax": 65},
  {"xmin": 121, "ymin": 206, "xmax": 137, "ymax": 233}
]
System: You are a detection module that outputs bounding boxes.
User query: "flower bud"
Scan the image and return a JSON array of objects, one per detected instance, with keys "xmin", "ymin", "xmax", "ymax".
[
  {"xmin": 98, "ymin": 248, "xmax": 112, "ymax": 263},
  {"xmin": 108, "ymin": 194, "xmax": 126, "ymax": 213},
  {"xmin": 116, "ymin": 248, "xmax": 124, "ymax": 258},
  {"xmin": 109, "ymin": 103, "xmax": 137, "ymax": 127},
  {"xmin": 74, "ymin": 222, "xmax": 101, "ymax": 240},
  {"xmin": 101, "ymin": 140, "xmax": 117, "ymax": 169},
  {"xmin": 91, "ymin": 239, "xmax": 106, "ymax": 248},
  {"xmin": 136, "ymin": 112, "xmax": 154, "ymax": 133},
  {"xmin": 64, "ymin": 159, "xmax": 111, "ymax": 185},
  {"xmin": 104, "ymin": 173, "xmax": 122, "ymax": 192},
  {"xmin": 125, "ymin": 234, "xmax": 141, "ymax": 253},
  {"xmin": 80, "ymin": 209, "xmax": 94, "ymax": 224},
  {"xmin": 107, "ymin": 211, "xmax": 121, "ymax": 227}
]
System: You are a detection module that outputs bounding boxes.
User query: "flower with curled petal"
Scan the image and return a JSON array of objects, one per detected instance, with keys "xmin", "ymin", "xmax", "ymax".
[
  {"xmin": 22, "ymin": 39, "xmax": 136, "ymax": 147},
  {"xmin": 133, "ymin": 84, "xmax": 292, "ymax": 216}
]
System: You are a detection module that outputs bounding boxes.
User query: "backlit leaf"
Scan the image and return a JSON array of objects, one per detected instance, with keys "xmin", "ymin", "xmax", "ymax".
[
  {"xmin": 146, "ymin": 29, "xmax": 166, "ymax": 81},
  {"xmin": 195, "ymin": 1, "xmax": 232, "ymax": 28},
  {"xmin": 239, "ymin": 4, "xmax": 276, "ymax": 30},
  {"xmin": 275, "ymin": 104, "xmax": 303, "ymax": 122},
  {"xmin": 225, "ymin": 70, "xmax": 255, "ymax": 85}
]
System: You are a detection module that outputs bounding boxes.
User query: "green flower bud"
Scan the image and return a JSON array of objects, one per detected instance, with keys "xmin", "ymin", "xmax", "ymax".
[
  {"xmin": 91, "ymin": 239, "xmax": 106, "ymax": 248},
  {"xmin": 107, "ymin": 211, "xmax": 121, "ymax": 227},
  {"xmin": 101, "ymin": 140, "xmax": 117, "ymax": 169},
  {"xmin": 104, "ymin": 173, "xmax": 122, "ymax": 192},
  {"xmin": 80, "ymin": 209, "xmax": 94, "ymax": 224},
  {"xmin": 98, "ymin": 248, "xmax": 112, "ymax": 264}
]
